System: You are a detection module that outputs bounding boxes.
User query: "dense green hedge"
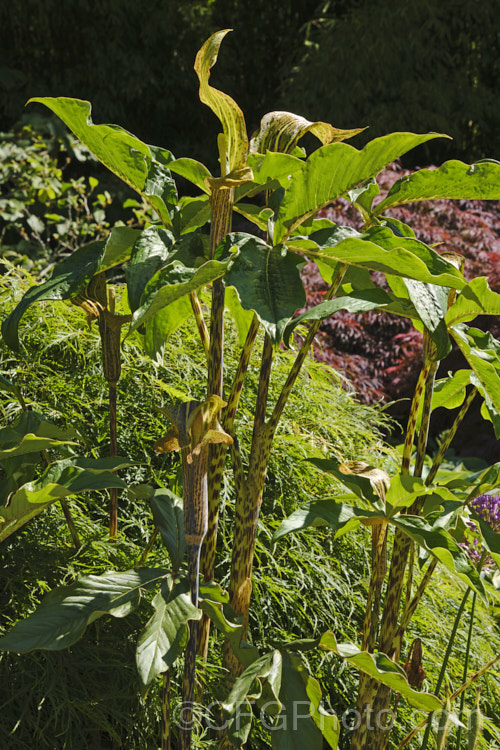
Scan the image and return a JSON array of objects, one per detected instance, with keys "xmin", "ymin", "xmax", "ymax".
[{"xmin": 1, "ymin": 0, "xmax": 498, "ymax": 168}]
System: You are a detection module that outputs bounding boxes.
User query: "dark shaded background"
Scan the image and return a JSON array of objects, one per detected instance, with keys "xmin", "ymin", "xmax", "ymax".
[{"xmin": 1, "ymin": 0, "xmax": 499, "ymax": 169}]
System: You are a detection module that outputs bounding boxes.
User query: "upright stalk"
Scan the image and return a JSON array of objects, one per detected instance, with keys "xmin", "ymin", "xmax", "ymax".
[
  {"xmin": 224, "ymin": 268, "xmax": 347, "ymax": 678},
  {"xmin": 196, "ymin": 185, "xmax": 233, "ymax": 662},
  {"xmin": 455, "ymin": 591, "xmax": 477, "ymax": 750}
]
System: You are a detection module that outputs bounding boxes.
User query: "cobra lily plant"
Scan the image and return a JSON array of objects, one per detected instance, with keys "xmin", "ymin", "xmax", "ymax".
[{"xmin": 2, "ymin": 28, "xmax": 500, "ymax": 750}]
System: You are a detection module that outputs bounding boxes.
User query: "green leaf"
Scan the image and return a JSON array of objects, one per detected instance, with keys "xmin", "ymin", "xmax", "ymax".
[
  {"xmin": 223, "ymin": 651, "xmax": 281, "ymax": 746},
  {"xmin": 0, "ymin": 411, "xmax": 78, "ymax": 459},
  {"xmin": 391, "ymin": 515, "xmax": 487, "ymax": 600},
  {"xmin": 272, "ymin": 652, "xmax": 334, "ymax": 750},
  {"xmin": 169, "ymin": 158, "xmax": 211, "ymax": 194},
  {"xmin": 99, "ymin": 225, "xmax": 142, "ymax": 272},
  {"xmin": 282, "ymin": 289, "xmax": 399, "ymax": 348},
  {"xmin": 316, "ymin": 632, "xmax": 442, "ymax": 712},
  {"xmin": 0, "ymin": 457, "xmax": 130, "ymax": 542},
  {"xmin": 415, "ymin": 370, "xmax": 471, "ymax": 432},
  {"xmin": 291, "ymin": 225, "xmax": 465, "ymax": 290},
  {"xmin": 2, "ymin": 240, "xmax": 105, "ymax": 350},
  {"xmin": 450, "ymin": 326, "xmax": 500, "ymax": 437},
  {"xmin": 250, "ymin": 110, "xmax": 364, "ymax": 155},
  {"xmin": 224, "ymin": 286, "xmax": 255, "ymax": 346},
  {"xmin": 374, "ymin": 160, "xmax": 500, "ymax": 215},
  {"xmin": 385, "ymin": 475, "xmax": 456, "ymax": 514},
  {"xmin": 274, "ymin": 498, "xmax": 382, "ymax": 541},
  {"xmin": 0, "ymin": 373, "xmax": 23, "ymax": 404},
  {"xmin": 194, "ymin": 30, "xmax": 248, "ymax": 173},
  {"xmin": 135, "ymin": 577, "xmax": 200, "ymax": 688},
  {"xmin": 28, "ymin": 98, "xmax": 151, "ymax": 193},
  {"xmin": 224, "ymin": 235, "xmax": 305, "ymax": 345},
  {"xmin": 0, "ymin": 568, "xmax": 168, "ymax": 652},
  {"xmin": 125, "ymin": 226, "xmax": 175, "ymax": 312},
  {"xmin": 176, "ymin": 195, "xmax": 211, "ymax": 235},
  {"xmin": 129, "ymin": 257, "xmax": 229, "ymax": 334},
  {"xmin": 198, "ymin": 581, "xmax": 242, "ymax": 637},
  {"xmin": 273, "ymin": 132, "xmax": 447, "ymax": 242},
  {"xmin": 143, "ymin": 295, "xmax": 194, "ymax": 358},
  {"xmin": 149, "ymin": 488, "xmax": 186, "ymax": 573},
  {"xmin": 446, "ymin": 277, "xmax": 500, "ymax": 327},
  {"xmin": 234, "ymin": 152, "xmax": 305, "ymax": 203},
  {"xmin": 403, "ymin": 278, "xmax": 451, "ymax": 359}
]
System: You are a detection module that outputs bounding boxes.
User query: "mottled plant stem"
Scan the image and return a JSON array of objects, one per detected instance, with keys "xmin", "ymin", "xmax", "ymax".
[
  {"xmin": 224, "ymin": 269, "xmax": 347, "ymax": 680},
  {"xmin": 109, "ymin": 382, "xmax": 118, "ymax": 538}
]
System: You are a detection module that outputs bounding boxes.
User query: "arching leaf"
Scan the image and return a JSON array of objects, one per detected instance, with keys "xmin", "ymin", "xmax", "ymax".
[
  {"xmin": 391, "ymin": 515, "xmax": 487, "ymax": 600},
  {"xmin": 0, "ymin": 568, "xmax": 168, "ymax": 652},
  {"xmin": 273, "ymin": 132, "xmax": 447, "ymax": 242},
  {"xmin": 446, "ymin": 277, "xmax": 500, "ymax": 327},
  {"xmin": 282, "ymin": 289, "xmax": 403, "ymax": 348},
  {"xmin": 2, "ymin": 240, "xmax": 105, "ymax": 350},
  {"xmin": 0, "ymin": 457, "xmax": 130, "ymax": 542},
  {"xmin": 273, "ymin": 498, "xmax": 383, "ymax": 542},
  {"xmin": 149, "ymin": 489, "xmax": 186, "ymax": 573},
  {"xmin": 289, "ymin": 225, "xmax": 465, "ymax": 290},
  {"xmin": 374, "ymin": 160, "xmax": 500, "ymax": 215},
  {"xmin": 125, "ymin": 226, "xmax": 175, "ymax": 312}
]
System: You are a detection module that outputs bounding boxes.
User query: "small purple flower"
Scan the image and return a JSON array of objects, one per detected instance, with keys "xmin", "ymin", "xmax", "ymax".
[{"xmin": 460, "ymin": 493, "xmax": 500, "ymax": 570}]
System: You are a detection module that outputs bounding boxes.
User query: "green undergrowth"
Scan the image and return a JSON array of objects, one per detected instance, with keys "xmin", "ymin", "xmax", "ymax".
[{"xmin": 1, "ymin": 269, "xmax": 499, "ymax": 749}]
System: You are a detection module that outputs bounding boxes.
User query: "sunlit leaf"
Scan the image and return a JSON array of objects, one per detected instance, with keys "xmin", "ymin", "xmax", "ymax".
[
  {"xmin": 149, "ymin": 488, "xmax": 186, "ymax": 573},
  {"xmin": 135, "ymin": 577, "xmax": 200, "ymax": 688},
  {"xmin": 273, "ymin": 132, "xmax": 446, "ymax": 242},
  {"xmin": 375, "ymin": 160, "xmax": 500, "ymax": 215}
]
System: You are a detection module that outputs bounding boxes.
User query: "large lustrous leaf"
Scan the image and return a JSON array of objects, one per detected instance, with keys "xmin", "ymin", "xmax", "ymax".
[
  {"xmin": 374, "ymin": 160, "xmax": 500, "ymax": 215},
  {"xmin": 415, "ymin": 370, "xmax": 471, "ymax": 432},
  {"xmin": 391, "ymin": 515, "xmax": 487, "ymax": 600},
  {"xmin": 273, "ymin": 498, "xmax": 383, "ymax": 541},
  {"xmin": 143, "ymin": 296, "xmax": 193, "ymax": 358},
  {"xmin": 168, "ymin": 158, "xmax": 211, "ymax": 194},
  {"xmin": 273, "ymin": 132, "xmax": 446, "ymax": 242},
  {"xmin": 149, "ymin": 488, "xmax": 186, "ymax": 573},
  {"xmin": 0, "ymin": 457, "xmax": 130, "ymax": 542},
  {"xmin": 0, "ymin": 411, "xmax": 77, "ymax": 459},
  {"xmin": 403, "ymin": 278, "xmax": 451, "ymax": 359},
  {"xmin": 315, "ymin": 633, "xmax": 442, "ymax": 712},
  {"xmin": 234, "ymin": 152, "xmax": 305, "ymax": 203},
  {"xmin": 125, "ymin": 226, "xmax": 175, "ymax": 312},
  {"xmin": 194, "ymin": 30, "xmax": 248, "ymax": 173},
  {"xmin": 306, "ymin": 456, "xmax": 386, "ymax": 507},
  {"xmin": 446, "ymin": 277, "xmax": 500, "ymax": 327},
  {"xmin": 290, "ymin": 225, "xmax": 465, "ymax": 290},
  {"xmin": 282, "ymin": 289, "xmax": 406, "ymax": 348},
  {"xmin": 224, "ymin": 234, "xmax": 305, "ymax": 345},
  {"xmin": 272, "ymin": 652, "xmax": 338, "ymax": 750},
  {"xmin": 0, "ymin": 568, "xmax": 168, "ymax": 652},
  {"xmin": 2, "ymin": 240, "xmax": 104, "ymax": 350},
  {"xmin": 250, "ymin": 110, "xmax": 364, "ymax": 155},
  {"xmin": 99, "ymin": 226, "xmax": 143, "ymax": 272},
  {"xmin": 450, "ymin": 326, "xmax": 500, "ymax": 437},
  {"xmin": 223, "ymin": 651, "xmax": 281, "ymax": 746},
  {"xmin": 129, "ymin": 257, "xmax": 229, "ymax": 333},
  {"xmin": 28, "ymin": 97, "xmax": 151, "ymax": 191},
  {"xmin": 135, "ymin": 577, "xmax": 200, "ymax": 688},
  {"xmin": 28, "ymin": 99, "xmax": 178, "ymax": 225}
]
